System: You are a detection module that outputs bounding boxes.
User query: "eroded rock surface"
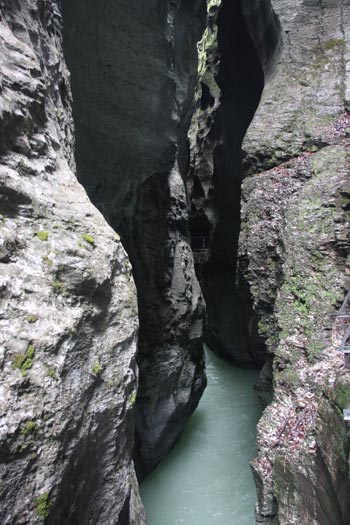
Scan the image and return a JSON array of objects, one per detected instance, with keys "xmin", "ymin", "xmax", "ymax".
[
  {"xmin": 239, "ymin": 0, "xmax": 350, "ymax": 523},
  {"xmin": 0, "ymin": 1, "xmax": 144, "ymax": 523},
  {"xmin": 62, "ymin": 0, "xmax": 207, "ymax": 475}
]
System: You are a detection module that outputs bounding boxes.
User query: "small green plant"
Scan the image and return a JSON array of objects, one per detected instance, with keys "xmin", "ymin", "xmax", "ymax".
[
  {"xmin": 82, "ymin": 234, "xmax": 95, "ymax": 245},
  {"xmin": 129, "ymin": 392, "xmax": 137, "ymax": 406},
  {"xmin": 92, "ymin": 361, "xmax": 102, "ymax": 375},
  {"xmin": 21, "ymin": 420, "xmax": 38, "ymax": 436},
  {"xmin": 52, "ymin": 281, "xmax": 64, "ymax": 294},
  {"xmin": 42, "ymin": 255, "xmax": 53, "ymax": 267},
  {"xmin": 12, "ymin": 344, "xmax": 35, "ymax": 376},
  {"xmin": 47, "ymin": 368, "xmax": 57, "ymax": 379},
  {"xmin": 307, "ymin": 340, "xmax": 323, "ymax": 362},
  {"xmin": 26, "ymin": 315, "xmax": 39, "ymax": 324},
  {"xmin": 35, "ymin": 492, "xmax": 50, "ymax": 519},
  {"xmin": 36, "ymin": 231, "xmax": 49, "ymax": 242}
]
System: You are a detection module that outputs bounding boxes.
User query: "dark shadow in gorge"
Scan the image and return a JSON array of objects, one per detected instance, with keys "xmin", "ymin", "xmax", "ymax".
[
  {"xmin": 189, "ymin": 0, "xmax": 281, "ymax": 368},
  {"xmin": 61, "ymin": 0, "xmax": 207, "ymax": 484}
]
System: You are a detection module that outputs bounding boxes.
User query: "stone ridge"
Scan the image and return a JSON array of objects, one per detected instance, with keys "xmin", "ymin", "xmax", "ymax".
[
  {"xmin": 239, "ymin": 141, "xmax": 350, "ymax": 523},
  {"xmin": 0, "ymin": 1, "xmax": 145, "ymax": 523}
]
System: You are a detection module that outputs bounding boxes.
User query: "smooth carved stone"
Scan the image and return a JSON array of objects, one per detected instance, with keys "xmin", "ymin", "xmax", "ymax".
[{"xmin": 61, "ymin": 0, "xmax": 208, "ymax": 476}]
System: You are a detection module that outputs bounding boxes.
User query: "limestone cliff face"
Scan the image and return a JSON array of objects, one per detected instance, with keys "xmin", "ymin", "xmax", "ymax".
[
  {"xmin": 0, "ymin": 1, "xmax": 144, "ymax": 523},
  {"xmin": 239, "ymin": 0, "xmax": 350, "ymax": 523},
  {"xmin": 187, "ymin": 0, "xmax": 281, "ymax": 365},
  {"xmin": 61, "ymin": 0, "xmax": 207, "ymax": 476}
]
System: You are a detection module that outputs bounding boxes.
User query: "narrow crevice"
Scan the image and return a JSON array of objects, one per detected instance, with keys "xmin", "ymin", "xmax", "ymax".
[{"xmin": 188, "ymin": 0, "xmax": 281, "ymax": 368}]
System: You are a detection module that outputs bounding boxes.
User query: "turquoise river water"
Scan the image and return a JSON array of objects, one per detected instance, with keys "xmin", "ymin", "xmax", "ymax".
[{"xmin": 140, "ymin": 346, "xmax": 261, "ymax": 525}]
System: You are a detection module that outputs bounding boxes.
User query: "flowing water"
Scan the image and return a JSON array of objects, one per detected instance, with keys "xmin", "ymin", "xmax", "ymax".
[{"xmin": 140, "ymin": 346, "xmax": 261, "ymax": 525}]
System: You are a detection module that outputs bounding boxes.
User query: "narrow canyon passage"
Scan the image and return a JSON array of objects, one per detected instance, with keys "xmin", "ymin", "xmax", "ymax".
[
  {"xmin": 1, "ymin": 1, "xmax": 350, "ymax": 524},
  {"xmin": 140, "ymin": 346, "xmax": 261, "ymax": 525}
]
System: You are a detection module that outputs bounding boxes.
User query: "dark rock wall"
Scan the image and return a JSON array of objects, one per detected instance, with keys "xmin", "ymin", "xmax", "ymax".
[
  {"xmin": 0, "ymin": 1, "xmax": 144, "ymax": 523},
  {"xmin": 188, "ymin": 0, "xmax": 281, "ymax": 365},
  {"xmin": 62, "ymin": 0, "xmax": 207, "ymax": 476}
]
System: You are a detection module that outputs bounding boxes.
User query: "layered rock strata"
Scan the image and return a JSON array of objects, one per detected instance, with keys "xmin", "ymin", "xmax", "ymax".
[
  {"xmin": 0, "ymin": 1, "xmax": 144, "ymax": 523},
  {"xmin": 61, "ymin": 0, "xmax": 207, "ymax": 476},
  {"xmin": 239, "ymin": 0, "xmax": 350, "ymax": 522},
  {"xmin": 188, "ymin": 0, "xmax": 281, "ymax": 365}
]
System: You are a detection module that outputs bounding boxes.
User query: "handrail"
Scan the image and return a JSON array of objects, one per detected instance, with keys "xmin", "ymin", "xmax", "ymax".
[
  {"xmin": 339, "ymin": 289, "xmax": 350, "ymax": 314},
  {"xmin": 335, "ymin": 290, "xmax": 350, "ymax": 424},
  {"xmin": 191, "ymin": 236, "xmax": 210, "ymax": 251},
  {"xmin": 338, "ymin": 325, "xmax": 350, "ymax": 352},
  {"xmin": 335, "ymin": 291, "xmax": 350, "ymax": 358}
]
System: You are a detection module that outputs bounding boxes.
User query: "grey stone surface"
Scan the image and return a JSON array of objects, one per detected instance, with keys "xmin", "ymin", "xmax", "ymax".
[
  {"xmin": 61, "ymin": 0, "xmax": 207, "ymax": 475},
  {"xmin": 241, "ymin": 144, "xmax": 350, "ymax": 525},
  {"xmin": 243, "ymin": 0, "xmax": 350, "ymax": 173},
  {"xmin": 238, "ymin": 0, "xmax": 350, "ymax": 523},
  {"xmin": 0, "ymin": 1, "xmax": 144, "ymax": 523}
]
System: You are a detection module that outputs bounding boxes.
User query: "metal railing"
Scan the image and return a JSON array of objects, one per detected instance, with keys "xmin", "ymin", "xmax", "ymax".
[
  {"xmin": 335, "ymin": 289, "xmax": 350, "ymax": 426},
  {"xmin": 191, "ymin": 236, "xmax": 210, "ymax": 251},
  {"xmin": 191, "ymin": 236, "xmax": 210, "ymax": 265}
]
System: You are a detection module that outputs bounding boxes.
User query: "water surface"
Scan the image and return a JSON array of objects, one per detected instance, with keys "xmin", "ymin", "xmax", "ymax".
[{"xmin": 141, "ymin": 347, "xmax": 261, "ymax": 525}]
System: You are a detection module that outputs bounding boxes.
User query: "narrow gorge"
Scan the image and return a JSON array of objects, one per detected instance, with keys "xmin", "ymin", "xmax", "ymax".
[{"xmin": 0, "ymin": 1, "xmax": 349, "ymax": 524}]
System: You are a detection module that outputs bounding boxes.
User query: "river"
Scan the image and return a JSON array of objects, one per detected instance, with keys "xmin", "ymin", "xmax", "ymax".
[{"xmin": 140, "ymin": 346, "xmax": 261, "ymax": 525}]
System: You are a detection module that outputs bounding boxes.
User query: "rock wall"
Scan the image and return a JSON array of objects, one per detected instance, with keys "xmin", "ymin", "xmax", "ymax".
[
  {"xmin": 239, "ymin": 0, "xmax": 350, "ymax": 523},
  {"xmin": 0, "ymin": 1, "xmax": 144, "ymax": 523},
  {"xmin": 187, "ymin": 0, "xmax": 281, "ymax": 365},
  {"xmin": 61, "ymin": 0, "xmax": 207, "ymax": 476}
]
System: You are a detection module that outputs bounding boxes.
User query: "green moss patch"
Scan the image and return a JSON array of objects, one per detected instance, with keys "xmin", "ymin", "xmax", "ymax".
[
  {"xmin": 92, "ymin": 361, "xmax": 102, "ymax": 376},
  {"xmin": 52, "ymin": 281, "xmax": 64, "ymax": 294},
  {"xmin": 323, "ymin": 38, "xmax": 344, "ymax": 51},
  {"xmin": 47, "ymin": 368, "xmax": 57, "ymax": 379},
  {"xmin": 129, "ymin": 392, "xmax": 137, "ymax": 406},
  {"xmin": 21, "ymin": 420, "xmax": 38, "ymax": 437},
  {"xmin": 35, "ymin": 492, "xmax": 50, "ymax": 519},
  {"xmin": 36, "ymin": 231, "xmax": 49, "ymax": 242},
  {"xmin": 12, "ymin": 344, "xmax": 35, "ymax": 376},
  {"xmin": 82, "ymin": 233, "xmax": 95, "ymax": 245},
  {"xmin": 26, "ymin": 315, "xmax": 39, "ymax": 323}
]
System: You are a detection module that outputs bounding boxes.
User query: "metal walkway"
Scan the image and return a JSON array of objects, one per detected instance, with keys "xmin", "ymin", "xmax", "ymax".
[{"xmin": 191, "ymin": 236, "xmax": 210, "ymax": 265}]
